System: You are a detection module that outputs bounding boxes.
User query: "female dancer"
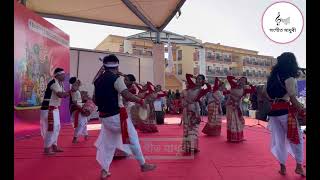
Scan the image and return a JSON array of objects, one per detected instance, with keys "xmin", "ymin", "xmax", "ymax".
[
  {"xmin": 225, "ymin": 76, "xmax": 256, "ymax": 142},
  {"xmin": 181, "ymin": 74, "xmax": 211, "ymax": 153},
  {"xmin": 202, "ymin": 77, "xmax": 225, "ymax": 136},
  {"xmin": 265, "ymin": 52, "xmax": 305, "ymax": 176},
  {"xmin": 135, "ymin": 82, "xmax": 159, "ymax": 133}
]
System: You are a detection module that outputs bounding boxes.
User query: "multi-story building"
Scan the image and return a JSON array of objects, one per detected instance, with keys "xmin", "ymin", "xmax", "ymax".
[
  {"xmin": 96, "ymin": 35, "xmax": 154, "ymax": 57},
  {"xmin": 95, "ymin": 33, "xmax": 277, "ymax": 90},
  {"xmin": 193, "ymin": 42, "xmax": 276, "ymax": 84},
  {"xmin": 95, "ymin": 34, "xmax": 184, "ymax": 90}
]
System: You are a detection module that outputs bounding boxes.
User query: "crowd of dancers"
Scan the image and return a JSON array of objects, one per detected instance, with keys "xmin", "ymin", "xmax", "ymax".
[{"xmin": 39, "ymin": 52, "xmax": 306, "ymax": 179}]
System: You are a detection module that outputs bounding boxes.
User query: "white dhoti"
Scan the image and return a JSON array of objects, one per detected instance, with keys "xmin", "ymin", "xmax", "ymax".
[
  {"xmin": 40, "ymin": 109, "xmax": 61, "ymax": 148},
  {"xmin": 71, "ymin": 111, "xmax": 88, "ymax": 138},
  {"xmin": 268, "ymin": 114, "xmax": 304, "ymax": 164},
  {"xmin": 95, "ymin": 114, "xmax": 145, "ymax": 171}
]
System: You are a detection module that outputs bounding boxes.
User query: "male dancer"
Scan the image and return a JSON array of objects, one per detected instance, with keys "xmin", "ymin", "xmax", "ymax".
[
  {"xmin": 94, "ymin": 55, "xmax": 156, "ymax": 179},
  {"xmin": 40, "ymin": 68, "xmax": 70, "ymax": 155}
]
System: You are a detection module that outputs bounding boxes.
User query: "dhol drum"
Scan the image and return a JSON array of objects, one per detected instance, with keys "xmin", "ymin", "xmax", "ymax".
[
  {"xmin": 81, "ymin": 100, "xmax": 96, "ymax": 117},
  {"xmin": 130, "ymin": 104, "xmax": 150, "ymax": 126}
]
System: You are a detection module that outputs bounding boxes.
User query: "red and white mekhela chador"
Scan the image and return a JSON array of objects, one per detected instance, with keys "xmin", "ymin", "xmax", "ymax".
[
  {"xmin": 137, "ymin": 82, "xmax": 159, "ymax": 133},
  {"xmin": 225, "ymin": 76, "xmax": 255, "ymax": 142},
  {"xmin": 266, "ymin": 77, "xmax": 304, "ymax": 165},
  {"xmin": 182, "ymin": 74, "xmax": 211, "ymax": 152},
  {"xmin": 202, "ymin": 77, "xmax": 224, "ymax": 136}
]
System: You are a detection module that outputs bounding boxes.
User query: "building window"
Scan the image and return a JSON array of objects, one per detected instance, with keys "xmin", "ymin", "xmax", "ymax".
[
  {"xmin": 177, "ymin": 50, "xmax": 182, "ymax": 61},
  {"xmin": 174, "ymin": 64, "xmax": 177, "ymax": 74},
  {"xmin": 260, "ymin": 60, "xmax": 264, "ymax": 66},
  {"xmin": 223, "ymin": 68, "xmax": 228, "ymax": 75},
  {"xmin": 216, "ymin": 52, "xmax": 222, "ymax": 60},
  {"xmin": 246, "ymin": 70, "xmax": 249, "ymax": 76},
  {"xmin": 207, "ymin": 66, "xmax": 212, "ymax": 72},
  {"xmin": 207, "ymin": 52, "xmax": 212, "ymax": 58},
  {"xmin": 178, "ymin": 64, "xmax": 182, "ymax": 75},
  {"xmin": 248, "ymin": 57, "xmax": 252, "ymax": 64},
  {"xmin": 223, "ymin": 53, "xmax": 232, "ymax": 62}
]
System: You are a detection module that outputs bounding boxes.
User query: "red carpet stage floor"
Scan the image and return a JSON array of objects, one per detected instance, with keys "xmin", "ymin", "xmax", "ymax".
[{"xmin": 14, "ymin": 115, "xmax": 306, "ymax": 180}]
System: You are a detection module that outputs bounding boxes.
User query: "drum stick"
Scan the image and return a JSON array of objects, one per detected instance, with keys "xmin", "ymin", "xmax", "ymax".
[{"xmin": 92, "ymin": 65, "xmax": 105, "ymax": 84}]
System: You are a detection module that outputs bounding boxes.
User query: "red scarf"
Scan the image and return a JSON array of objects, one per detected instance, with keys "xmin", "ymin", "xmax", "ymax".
[
  {"xmin": 271, "ymin": 102, "xmax": 300, "ymax": 144},
  {"xmin": 73, "ymin": 110, "xmax": 81, "ymax": 128},
  {"xmin": 70, "ymin": 103, "xmax": 81, "ymax": 128},
  {"xmin": 47, "ymin": 106, "xmax": 57, "ymax": 131},
  {"xmin": 120, "ymin": 107, "xmax": 130, "ymax": 144},
  {"xmin": 99, "ymin": 108, "xmax": 131, "ymax": 144}
]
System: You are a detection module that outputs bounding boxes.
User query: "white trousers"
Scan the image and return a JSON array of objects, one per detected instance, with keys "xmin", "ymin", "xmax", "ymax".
[
  {"xmin": 40, "ymin": 109, "xmax": 61, "ymax": 148},
  {"xmin": 95, "ymin": 114, "xmax": 145, "ymax": 171},
  {"xmin": 268, "ymin": 114, "xmax": 304, "ymax": 164},
  {"xmin": 71, "ymin": 111, "xmax": 88, "ymax": 138}
]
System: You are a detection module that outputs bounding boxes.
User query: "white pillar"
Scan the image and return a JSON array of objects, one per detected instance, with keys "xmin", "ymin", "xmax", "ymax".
[
  {"xmin": 152, "ymin": 43, "xmax": 165, "ymax": 87},
  {"xmin": 123, "ymin": 39, "xmax": 132, "ymax": 54},
  {"xmin": 199, "ymin": 48, "xmax": 206, "ymax": 76}
]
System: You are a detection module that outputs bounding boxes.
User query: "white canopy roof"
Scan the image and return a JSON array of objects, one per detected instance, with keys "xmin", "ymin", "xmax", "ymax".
[
  {"xmin": 127, "ymin": 30, "xmax": 203, "ymax": 46},
  {"xmin": 23, "ymin": 0, "xmax": 186, "ymax": 32}
]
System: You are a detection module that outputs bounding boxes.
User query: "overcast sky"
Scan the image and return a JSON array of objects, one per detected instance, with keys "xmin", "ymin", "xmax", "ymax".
[{"xmin": 45, "ymin": 0, "xmax": 306, "ymax": 68}]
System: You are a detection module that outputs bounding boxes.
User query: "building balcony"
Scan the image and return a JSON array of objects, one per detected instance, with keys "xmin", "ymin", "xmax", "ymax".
[
  {"xmin": 206, "ymin": 56, "xmax": 215, "ymax": 61},
  {"xmin": 132, "ymin": 49, "xmax": 153, "ymax": 57},
  {"xmin": 206, "ymin": 70, "xmax": 240, "ymax": 77},
  {"xmin": 205, "ymin": 58, "xmax": 232, "ymax": 65},
  {"xmin": 243, "ymin": 61, "xmax": 272, "ymax": 68}
]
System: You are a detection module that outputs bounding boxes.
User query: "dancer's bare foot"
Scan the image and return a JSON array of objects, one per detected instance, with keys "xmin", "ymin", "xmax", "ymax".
[
  {"xmin": 141, "ymin": 163, "xmax": 156, "ymax": 172},
  {"xmin": 100, "ymin": 170, "xmax": 111, "ymax": 179},
  {"xmin": 72, "ymin": 137, "xmax": 78, "ymax": 144},
  {"xmin": 278, "ymin": 164, "xmax": 286, "ymax": 175},
  {"xmin": 52, "ymin": 145, "xmax": 64, "ymax": 152},
  {"xmin": 295, "ymin": 164, "xmax": 306, "ymax": 177},
  {"xmin": 44, "ymin": 147, "xmax": 56, "ymax": 155}
]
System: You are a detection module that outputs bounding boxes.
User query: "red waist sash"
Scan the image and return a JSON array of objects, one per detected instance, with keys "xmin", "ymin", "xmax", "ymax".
[
  {"xmin": 48, "ymin": 106, "xmax": 58, "ymax": 132},
  {"xmin": 270, "ymin": 102, "xmax": 300, "ymax": 144},
  {"xmin": 99, "ymin": 109, "xmax": 130, "ymax": 144}
]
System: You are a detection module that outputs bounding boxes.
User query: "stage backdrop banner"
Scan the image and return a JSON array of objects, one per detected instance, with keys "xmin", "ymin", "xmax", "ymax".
[
  {"xmin": 297, "ymin": 79, "xmax": 306, "ymax": 97},
  {"xmin": 14, "ymin": 1, "xmax": 70, "ymax": 137}
]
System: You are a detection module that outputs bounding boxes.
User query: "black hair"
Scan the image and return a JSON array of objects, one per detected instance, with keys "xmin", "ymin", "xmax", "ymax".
[
  {"xmin": 269, "ymin": 52, "xmax": 300, "ymax": 79},
  {"xmin": 54, "ymin": 68, "xmax": 64, "ymax": 74},
  {"xmin": 197, "ymin": 74, "xmax": 205, "ymax": 80},
  {"xmin": 126, "ymin": 74, "xmax": 136, "ymax": 82},
  {"xmin": 240, "ymin": 76, "xmax": 248, "ymax": 84},
  {"xmin": 69, "ymin": 77, "xmax": 77, "ymax": 84},
  {"xmin": 103, "ymin": 54, "xmax": 119, "ymax": 64},
  {"xmin": 267, "ymin": 52, "xmax": 300, "ymax": 99}
]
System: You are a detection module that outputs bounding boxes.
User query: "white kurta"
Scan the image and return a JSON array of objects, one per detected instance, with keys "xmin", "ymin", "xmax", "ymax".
[{"xmin": 40, "ymin": 109, "xmax": 61, "ymax": 148}]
